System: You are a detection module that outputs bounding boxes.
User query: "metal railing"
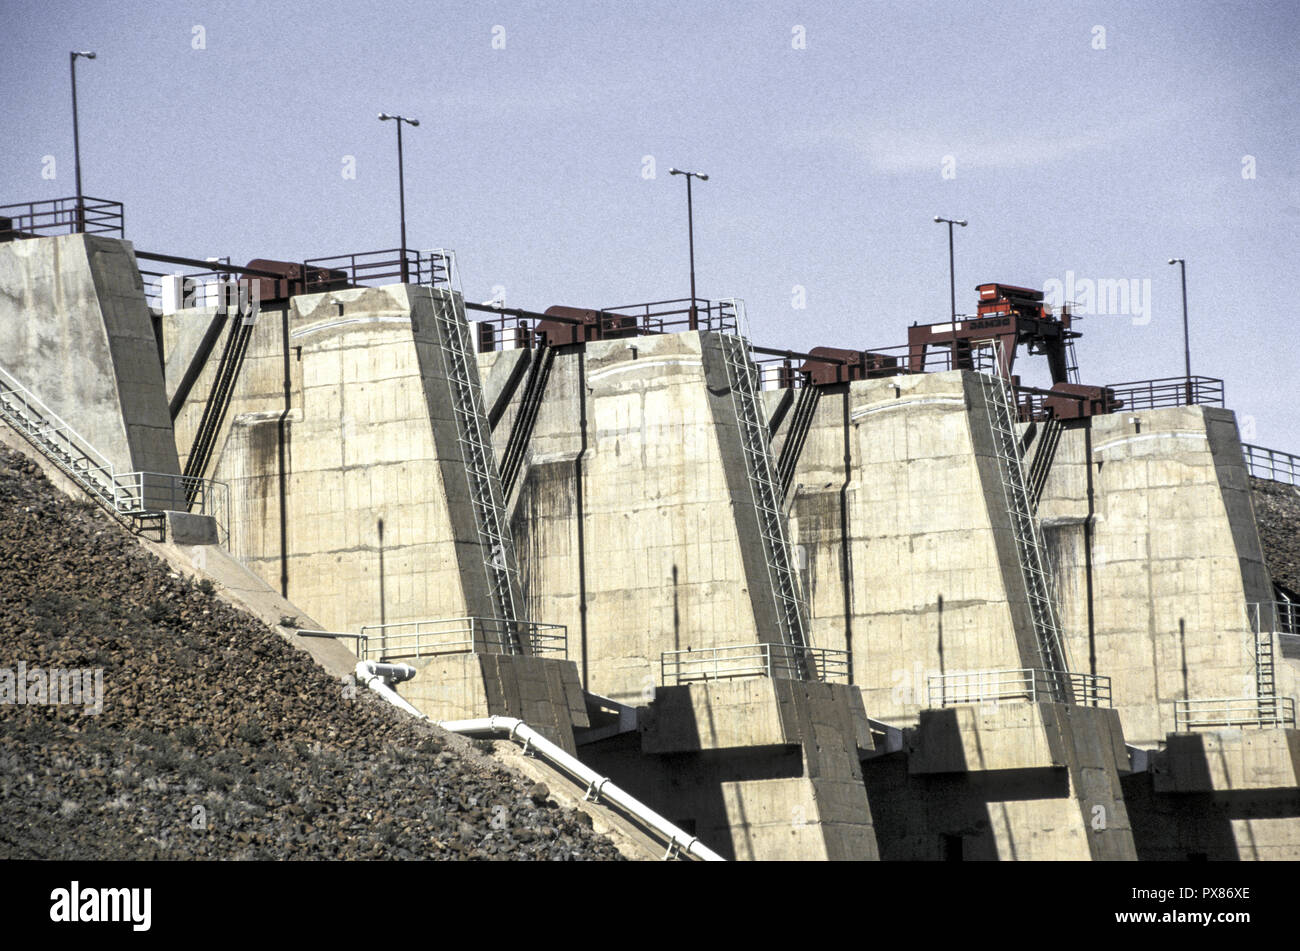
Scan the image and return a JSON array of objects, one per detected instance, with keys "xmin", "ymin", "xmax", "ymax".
[
  {"xmin": 599, "ymin": 297, "xmax": 742, "ymax": 336},
  {"xmin": 753, "ymin": 355, "xmax": 811, "ymax": 391},
  {"xmin": 1105, "ymin": 375, "xmax": 1224, "ymax": 410},
  {"xmin": 1242, "ymin": 443, "xmax": 1300, "ymax": 486},
  {"xmin": 295, "ymin": 629, "xmax": 369, "ymax": 657},
  {"xmin": 110, "ymin": 471, "xmax": 230, "ymax": 540},
  {"xmin": 660, "ymin": 643, "xmax": 850, "ymax": 685},
  {"xmin": 719, "ymin": 333, "xmax": 813, "ymax": 673},
  {"xmin": 357, "ymin": 617, "xmax": 567, "ymax": 662},
  {"xmin": 1174, "ymin": 696, "xmax": 1296, "ymax": 732},
  {"xmin": 0, "ymin": 362, "xmax": 229, "ymax": 541},
  {"xmin": 139, "ymin": 258, "xmax": 233, "ymax": 313},
  {"xmin": 0, "ymin": 196, "xmax": 124, "ymax": 240},
  {"xmin": 301, "ymin": 247, "xmax": 437, "ymax": 291},
  {"xmin": 977, "ymin": 339, "xmax": 1071, "ymax": 681},
  {"xmin": 926, "ymin": 668, "xmax": 1112, "ymax": 708},
  {"xmin": 1249, "ymin": 600, "xmax": 1299, "ymax": 637},
  {"xmin": 427, "ymin": 250, "xmax": 526, "ymax": 646},
  {"xmin": 470, "ymin": 296, "xmax": 746, "ymax": 353}
]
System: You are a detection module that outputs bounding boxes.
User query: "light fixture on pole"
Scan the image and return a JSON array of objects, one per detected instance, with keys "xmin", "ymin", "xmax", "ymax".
[
  {"xmin": 933, "ymin": 215, "xmax": 968, "ymax": 321},
  {"xmin": 1168, "ymin": 257, "xmax": 1192, "ymax": 405},
  {"xmin": 669, "ymin": 167, "xmax": 708, "ymax": 330},
  {"xmin": 378, "ymin": 112, "xmax": 420, "ymax": 282},
  {"xmin": 70, "ymin": 50, "xmax": 97, "ymax": 234}
]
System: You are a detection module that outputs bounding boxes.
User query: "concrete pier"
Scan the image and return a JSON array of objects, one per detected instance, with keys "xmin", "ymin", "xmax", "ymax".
[{"xmin": 3, "ymin": 231, "xmax": 1296, "ymax": 859}]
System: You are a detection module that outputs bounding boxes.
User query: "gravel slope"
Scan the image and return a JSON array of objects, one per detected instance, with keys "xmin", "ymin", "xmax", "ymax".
[
  {"xmin": 0, "ymin": 444, "xmax": 622, "ymax": 861},
  {"xmin": 1251, "ymin": 477, "xmax": 1300, "ymax": 596}
]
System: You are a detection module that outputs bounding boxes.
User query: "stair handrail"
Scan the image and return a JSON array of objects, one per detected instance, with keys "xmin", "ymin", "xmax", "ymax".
[{"xmin": 0, "ymin": 362, "xmax": 115, "ymax": 480}]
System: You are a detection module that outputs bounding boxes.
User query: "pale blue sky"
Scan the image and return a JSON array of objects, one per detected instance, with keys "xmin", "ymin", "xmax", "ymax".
[{"xmin": 2, "ymin": 0, "xmax": 1297, "ymax": 444}]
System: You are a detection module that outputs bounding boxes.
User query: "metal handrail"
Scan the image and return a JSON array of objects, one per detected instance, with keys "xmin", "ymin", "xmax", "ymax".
[
  {"xmin": 1242, "ymin": 443, "xmax": 1300, "ymax": 486},
  {"xmin": 0, "ymin": 363, "xmax": 230, "ymax": 540},
  {"xmin": 295, "ymin": 629, "xmax": 369, "ymax": 656},
  {"xmin": 1248, "ymin": 600, "xmax": 1300, "ymax": 636},
  {"xmin": 0, "ymin": 195, "xmax": 124, "ymax": 239},
  {"xmin": 1104, "ymin": 375, "xmax": 1225, "ymax": 410},
  {"xmin": 599, "ymin": 297, "xmax": 742, "ymax": 336},
  {"xmin": 927, "ymin": 667, "xmax": 1112, "ymax": 708},
  {"xmin": 0, "ymin": 364, "xmax": 114, "ymax": 474},
  {"xmin": 358, "ymin": 616, "xmax": 567, "ymax": 662},
  {"xmin": 139, "ymin": 259, "xmax": 234, "ymax": 313},
  {"xmin": 301, "ymin": 247, "xmax": 433, "ymax": 291},
  {"xmin": 660, "ymin": 643, "xmax": 851, "ymax": 685},
  {"xmin": 1174, "ymin": 696, "xmax": 1296, "ymax": 731}
]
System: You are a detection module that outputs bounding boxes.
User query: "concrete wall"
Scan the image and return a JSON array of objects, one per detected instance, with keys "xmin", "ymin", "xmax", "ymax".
[
  {"xmin": 777, "ymin": 370, "xmax": 1046, "ymax": 725},
  {"xmin": 168, "ymin": 284, "xmax": 503, "ymax": 633},
  {"xmin": 165, "ymin": 282, "xmax": 586, "ymax": 747},
  {"xmin": 592, "ymin": 678, "xmax": 878, "ymax": 860},
  {"xmin": 1038, "ymin": 406, "xmax": 1294, "ymax": 745},
  {"xmin": 1124, "ymin": 729, "xmax": 1300, "ymax": 860},
  {"xmin": 0, "ymin": 234, "xmax": 178, "ymax": 476},
  {"xmin": 488, "ymin": 331, "xmax": 809, "ymax": 705}
]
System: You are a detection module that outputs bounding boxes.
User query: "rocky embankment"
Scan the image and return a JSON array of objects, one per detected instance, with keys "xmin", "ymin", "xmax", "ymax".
[
  {"xmin": 1251, "ymin": 476, "xmax": 1300, "ymax": 595},
  {"xmin": 0, "ymin": 444, "xmax": 622, "ymax": 860}
]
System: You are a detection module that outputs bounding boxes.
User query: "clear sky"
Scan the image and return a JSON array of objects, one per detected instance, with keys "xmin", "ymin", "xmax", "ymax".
[{"xmin": 2, "ymin": 0, "xmax": 1296, "ymax": 445}]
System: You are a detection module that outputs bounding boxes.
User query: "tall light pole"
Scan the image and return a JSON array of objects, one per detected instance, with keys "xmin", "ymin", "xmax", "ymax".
[
  {"xmin": 70, "ymin": 50, "xmax": 96, "ymax": 233},
  {"xmin": 1168, "ymin": 257, "xmax": 1192, "ymax": 405},
  {"xmin": 378, "ymin": 112, "xmax": 419, "ymax": 282},
  {"xmin": 669, "ymin": 167, "xmax": 708, "ymax": 330},
  {"xmin": 934, "ymin": 215, "xmax": 967, "ymax": 320}
]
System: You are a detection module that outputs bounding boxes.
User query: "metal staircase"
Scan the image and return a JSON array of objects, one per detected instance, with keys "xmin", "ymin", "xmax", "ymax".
[
  {"xmin": 976, "ymin": 342, "xmax": 1070, "ymax": 693},
  {"xmin": 0, "ymin": 363, "xmax": 168, "ymax": 534},
  {"xmin": 1026, "ymin": 415, "xmax": 1064, "ymax": 512},
  {"xmin": 777, "ymin": 381, "xmax": 820, "ymax": 501},
  {"xmin": 1, "ymin": 364, "xmax": 119, "ymax": 505},
  {"xmin": 428, "ymin": 250, "xmax": 525, "ymax": 653},
  {"xmin": 499, "ymin": 344, "xmax": 555, "ymax": 498},
  {"xmin": 1256, "ymin": 628, "xmax": 1277, "ymax": 718},
  {"xmin": 1065, "ymin": 338, "xmax": 1081, "ymax": 385},
  {"xmin": 181, "ymin": 309, "xmax": 254, "ymax": 495},
  {"xmin": 717, "ymin": 332, "xmax": 812, "ymax": 675}
]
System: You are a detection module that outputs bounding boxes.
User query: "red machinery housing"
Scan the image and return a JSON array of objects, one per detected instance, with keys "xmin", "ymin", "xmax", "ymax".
[
  {"xmin": 244, "ymin": 259, "xmax": 350, "ymax": 302},
  {"xmin": 533, "ymin": 306, "xmax": 641, "ymax": 348},
  {"xmin": 799, "ymin": 347, "xmax": 901, "ymax": 386},
  {"xmin": 907, "ymin": 282, "xmax": 1115, "ymax": 418}
]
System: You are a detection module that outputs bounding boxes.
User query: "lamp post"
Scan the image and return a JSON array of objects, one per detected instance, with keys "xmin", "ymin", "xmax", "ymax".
[
  {"xmin": 378, "ymin": 112, "xmax": 419, "ymax": 282},
  {"xmin": 70, "ymin": 50, "xmax": 96, "ymax": 233},
  {"xmin": 1168, "ymin": 257, "xmax": 1192, "ymax": 405},
  {"xmin": 933, "ymin": 215, "xmax": 967, "ymax": 321},
  {"xmin": 669, "ymin": 167, "xmax": 708, "ymax": 330}
]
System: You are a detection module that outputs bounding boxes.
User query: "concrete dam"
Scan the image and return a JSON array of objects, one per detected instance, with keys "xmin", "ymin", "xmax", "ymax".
[{"xmin": 2, "ymin": 225, "xmax": 1297, "ymax": 861}]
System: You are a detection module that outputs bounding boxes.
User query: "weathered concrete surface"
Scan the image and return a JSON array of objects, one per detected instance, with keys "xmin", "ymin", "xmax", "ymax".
[
  {"xmin": 865, "ymin": 700, "xmax": 1136, "ymax": 860},
  {"xmin": 163, "ymin": 510, "xmax": 219, "ymax": 545},
  {"xmin": 170, "ymin": 284, "xmax": 506, "ymax": 633},
  {"xmin": 643, "ymin": 678, "xmax": 873, "ymax": 754},
  {"xmin": 587, "ymin": 678, "xmax": 879, "ymax": 860},
  {"xmin": 1124, "ymin": 747, "xmax": 1300, "ymax": 860},
  {"xmin": 1038, "ymin": 407, "xmax": 1295, "ymax": 745},
  {"xmin": 0, "ymin": 234, "xmax": 178, "ymax": 478},
  {"xmin": 168, "ymin": 282, "xmax": 582, "ymax": 747},
  {"xmin": 776, "ymin": 370, "xmax": 1051, "ymax": 726},
  {"xmin": 1153, "ymin": 728, "xmax": 1300, "ymax": 793},
  {"xmin": 404, "ymin": 651, "xmax": 588, "ymax": 753},
  {"xmin": 0, "ymin": 420, "xmax": 358, "ymax": 680},
  {"xmin": 488, "ymin": 331, "xmax": 815, "ymax": 706}
]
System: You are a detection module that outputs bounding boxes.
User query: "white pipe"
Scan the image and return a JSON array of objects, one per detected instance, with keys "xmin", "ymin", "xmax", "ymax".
[
  {"xmin": 352, "ymin": 663, "xmax": 723, "ymax": 861},
  {"xmin": 439, "ymin": 716, "xmax": 725, "ymax": 862},
  {"xmin": 355, "ymin": 661, "xmax": 426, "ymax": 720}
]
